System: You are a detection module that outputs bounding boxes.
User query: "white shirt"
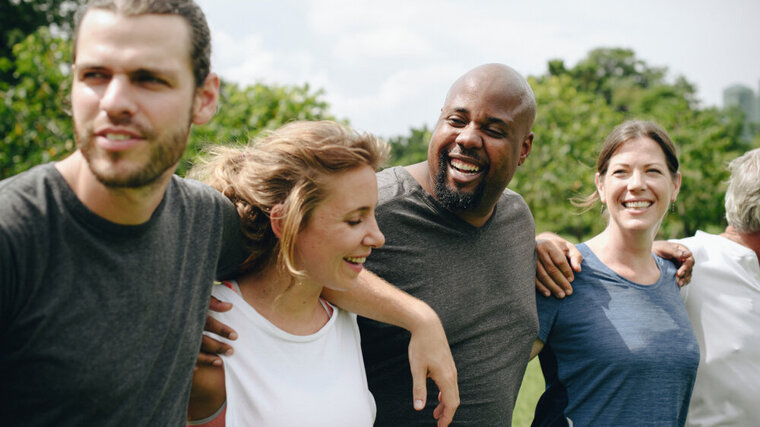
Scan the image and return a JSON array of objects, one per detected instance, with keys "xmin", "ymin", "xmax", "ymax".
[
  {"xmin": 675, "ymin": 231, "xmax": 760, "ymax": 426},
  {"xmin": 206, "ymin": 283, "xmax": 376, "ymax": 427}
]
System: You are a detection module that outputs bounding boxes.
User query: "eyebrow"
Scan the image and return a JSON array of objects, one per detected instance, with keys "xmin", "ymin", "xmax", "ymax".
[{"xmin": 76, "ymin": 63, "xmax": 179, "ymax": 78}]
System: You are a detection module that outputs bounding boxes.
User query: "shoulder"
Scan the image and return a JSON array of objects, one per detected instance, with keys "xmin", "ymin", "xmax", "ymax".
[
  {"xmin": 498, "ymin": 188, "xmax": 532, "ymax": 217},
  {"xmin": 168, "ymin": 176, "xmax": 237, "ymax": 215},
  {"xmin": 0, "ymin": 164, "xmax": 60, "ymax": 228},
  {"xmin": 376, "ymin": 166, "xmax": 412, "ymax": 203},
  {"xmin": 492, "ymin": 188, "xmax": 533, "ymax": 230},
  {"xmin": 671, "ymin": 231, "xmax": 719, "ymax": 263}
]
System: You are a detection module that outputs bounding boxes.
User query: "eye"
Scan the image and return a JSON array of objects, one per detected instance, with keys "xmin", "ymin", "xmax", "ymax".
[
  {"xmin": 81, "ymin": 70, "xmax": 109, "ymax": 82},
  {"xmin": 447, "ymin": 117, "xmax": 466, "ymax": 127},
  {"xmin": 140, "ymin": 76, "xmax": 167, "ymax": 85},
  {"xmin": 346, "ymin": 218, "xmax": 362, "ymax": 226},
  {"xmin": 484, "ymin": 127, "xmax": 505, "ymax": 138}
]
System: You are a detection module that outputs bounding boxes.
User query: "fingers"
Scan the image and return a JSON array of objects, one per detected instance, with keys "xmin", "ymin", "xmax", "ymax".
[
  {"xmin": 535, "ymin": 262, "xmax": 566, "ymax": 298},
  {"xmin": 204, "ymin": 314, "xmax": 238, "ymax": 340},
  {"xmin": 433, "ymin": 391, "xmax": 456, "ymax": 427},
  {"xmin": 535, "ymin": 242, "xmax": 574, "ymax": 298},
  {"xmin": 567, "ymin": 246, "xmax": 583, "ymax": 273},
  {"xmin": 208, "ymin": 295, "xmax": 233, "ymax": 313},
  {"xmin": 196, "ymin": 334, "xmax": 233, "ymax": 367},
  {"xmin": 430, "ymin": 370, "xmax": 458, "ymax": 426},
  {"xmin": 409, "ymin": 359, "xmax": 427, "ymax": 411},
  {"xmin": 676, "ymin": 247, "xmax": 694, "ymax": 287},
  {"xmin": 536, "ymin": 240, "xmax": 583, "ymax": 298},
  {"xmin": 198, "ymin": 315, "xmax": 236, "ymax": 368}
]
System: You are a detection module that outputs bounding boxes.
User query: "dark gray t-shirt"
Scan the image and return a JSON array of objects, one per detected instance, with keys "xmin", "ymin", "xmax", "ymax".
[
  {"xmin": 0, "ymin": 163, "xmax": 246, "ymax": 426},
  {"xmin": 359, "ymin": 167, "xmax": 539, "ymax": 426}
]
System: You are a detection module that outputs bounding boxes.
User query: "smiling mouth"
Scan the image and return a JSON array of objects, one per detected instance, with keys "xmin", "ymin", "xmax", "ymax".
[
  {"xmin": 623, "ymin": 201, "xmax": 652, "ymax": 209},
  {"xmin": 450, "ymin": 158, "xmax": 481, "ymax": 174},
  {"xmin": 344, "ymin": 256, "xmax": 367, "ymax": 264}
]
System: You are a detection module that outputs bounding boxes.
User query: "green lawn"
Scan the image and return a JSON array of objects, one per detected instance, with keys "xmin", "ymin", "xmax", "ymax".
[{"xmin": 512, "ymin": 358, "xmax": 544, "ymax": 426}]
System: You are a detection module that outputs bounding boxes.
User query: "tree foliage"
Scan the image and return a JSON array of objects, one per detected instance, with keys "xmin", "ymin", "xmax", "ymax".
[
  {"xmin": 387, "ymin": 125, "xmax": 432, "ymax": 167},
  {"xmin": 181, "ymin": 81, "xmax": 335, "ymax": 175},
  {"xmin": 0, "ymin": 27, "xmax": 74, "ymax": 178},
  {"xmin": 0, "ymin": 0, "xmax": 83, "ymax": 83}
]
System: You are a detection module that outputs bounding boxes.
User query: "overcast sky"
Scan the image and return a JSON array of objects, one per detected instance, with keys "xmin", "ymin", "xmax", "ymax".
[{"xmin": 196, "ymin": 0, "xmax": 760, "ymax": 138}]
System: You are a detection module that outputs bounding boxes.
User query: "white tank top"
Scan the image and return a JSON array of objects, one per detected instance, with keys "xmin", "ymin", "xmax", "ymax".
[{"xmin": 207, "ymin": 282, "xmax": 376, "ymax": 426}]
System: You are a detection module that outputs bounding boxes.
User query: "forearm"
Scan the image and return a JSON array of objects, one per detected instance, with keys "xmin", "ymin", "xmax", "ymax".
[{"xmin": 322, "ymin": 269, "xmax": 437, "ymax": 332}]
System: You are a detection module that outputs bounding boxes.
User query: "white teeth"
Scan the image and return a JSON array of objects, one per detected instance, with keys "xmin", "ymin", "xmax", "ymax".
[
  {"xmin": 345, "ymin": 256, "xmax": 366, "ymax": 264},
  {"xmin": 104, "ymin": 133, "xmax": 131, "ymax": 141},
  {"xmin": 624, "ymin": 201, "xmax": 651, "ymax": 209},
  {"xmin": 450, "ymin": 158, "xmax": 480, "ymax": 172}
]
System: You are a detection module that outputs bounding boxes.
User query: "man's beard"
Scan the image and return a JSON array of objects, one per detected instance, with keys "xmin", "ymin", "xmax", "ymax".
[
  {"xmin": 433, "ymin": 153, "xmax": 486, "ymax": 212},
  {"xmin": 77, "ymin": 121, "xmax": 190, "ymax": 189}
]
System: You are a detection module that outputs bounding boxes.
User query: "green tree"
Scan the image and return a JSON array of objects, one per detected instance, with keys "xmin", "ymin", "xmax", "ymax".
[
  {"xmin": 181, "ymin": 81, "xmax": 336, "ymax": 175},
  {"xmin": 387, "ymin": 125, "xmax": 432, "ymax": 166},
  {"xmin": 0, "ymin": 27, "xmax": 74, "ymax": 179},
  {"xmin": 0, "ymin": 0, "xmax": 83, "ymax": 84}
]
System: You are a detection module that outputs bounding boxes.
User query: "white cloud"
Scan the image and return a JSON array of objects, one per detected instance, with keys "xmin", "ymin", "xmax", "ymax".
[{"xmin": 332, "ymin": 28, "xmax": 433, "ymax": 63}]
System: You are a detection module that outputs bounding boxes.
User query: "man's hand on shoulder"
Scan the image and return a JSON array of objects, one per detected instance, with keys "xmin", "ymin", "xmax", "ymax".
[
  {"xmin": 197, "ymin": 295, "xmax": 237, "ymax": 368},
  {"xmin": 652, "ymin": 240, "xmax": 694, "ymax": 287},
  {"xmin": 535, "ymin": 232, "xmax": 582, "ymax": 298}
]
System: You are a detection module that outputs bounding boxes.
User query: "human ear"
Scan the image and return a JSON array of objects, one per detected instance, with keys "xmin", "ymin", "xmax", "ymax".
[
  {"xmin": 192, "ymin": 72, "xmax": 220, "ymax": 125},
  {"xmin": 594, "ymin": 172, "xmax": 606, "ymax": 204},
  {"xmin": 671, "ymin": 172, "xmax": 682, "ymax": 201},
  {"xmin": 518, "ymin": 132, "xmax": 534, "ymax": 166},
  {"xmin": 269, "ymin": 204, "xmax": 285, "ymax": 239}
]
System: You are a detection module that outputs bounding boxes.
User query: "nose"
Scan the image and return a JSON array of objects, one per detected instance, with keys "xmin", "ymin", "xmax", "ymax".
[
  {"xmin": 363, "ymin": 216, "xmax": 385, "ymax": 249},
  {"xmin": 455, "ymin": 124, "xmax": 483, "ymax": 150},
  {"xmin": 628, "ymin": 169, "xmax": 645, "ymax": 191},
  {"xmin": 100, "ymin": 75, "xmax": 137, "ymax": 120}
]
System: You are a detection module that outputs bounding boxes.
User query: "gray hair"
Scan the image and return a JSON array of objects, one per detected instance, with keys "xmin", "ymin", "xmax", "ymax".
[{"xmin": 725, "ymin": 148, "xmax": 760, "ymax": 232}]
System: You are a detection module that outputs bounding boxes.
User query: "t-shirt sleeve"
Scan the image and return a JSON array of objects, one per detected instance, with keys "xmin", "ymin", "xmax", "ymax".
[{"xmin": 535, "ymin": 290, "xmax": 562, "ymax": 343}]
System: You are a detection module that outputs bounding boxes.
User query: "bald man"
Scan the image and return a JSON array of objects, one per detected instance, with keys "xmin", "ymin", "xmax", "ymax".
[{"xmin": 356, "ymin": 64, "xmax": 538, "ymax": 425}]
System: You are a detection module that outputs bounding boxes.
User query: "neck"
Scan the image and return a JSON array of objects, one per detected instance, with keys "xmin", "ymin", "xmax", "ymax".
[
  {"xmin": 406, "ymin": 161, "xmax": 495, "ymax": 228},
  {"xmin": 55, "ymin": 151, "xmax": 173, "ymax": 225},
  {"xmin": 721, "ymin": 225, "xmax": 760, "ymax": 260},
  {"xmin": 237, "ymin": 263, "xmax": 328, "ymax": 335},
  {"xmin": 586, "ymin": 226, "xmax": 660, "ymax": 284}
]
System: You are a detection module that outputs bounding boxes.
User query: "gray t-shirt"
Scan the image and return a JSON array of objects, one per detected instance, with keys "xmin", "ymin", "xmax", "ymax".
[
  {"xmin": 0, "ymin": 163, "xmax": 247, "ymax": 426},
  {"xmin": 359, "ymin": 166, "xmax": 538, "ymax": 425}
]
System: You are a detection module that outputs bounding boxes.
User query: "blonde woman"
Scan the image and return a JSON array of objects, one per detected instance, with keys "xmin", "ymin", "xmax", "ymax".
[{"xmin": 186, "ymin": 121, "xmax": 406, "ymax": 426}]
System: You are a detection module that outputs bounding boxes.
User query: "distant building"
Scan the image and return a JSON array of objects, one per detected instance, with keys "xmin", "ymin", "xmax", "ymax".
[
  {"xmin": 723, "ymin": 83, "xmax": 760, "ymax": 124},
  {"xmin": 723, "ymin": 83, "xmax": 760, "ymax": 140}
]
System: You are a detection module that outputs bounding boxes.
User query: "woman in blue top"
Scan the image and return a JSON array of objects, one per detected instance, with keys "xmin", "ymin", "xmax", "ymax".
[{"xmin": 531, "ymin": 120, "xmax": 700, "ymax": 426}]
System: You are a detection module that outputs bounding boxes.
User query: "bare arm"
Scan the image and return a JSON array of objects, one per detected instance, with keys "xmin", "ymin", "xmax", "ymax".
[
  {"xmin": 535, "ymin": 232, "xmax": 583, "ymax": 298},
  {"xmin": 187, "ymin": 363, "xmax": 226, "ymax": 422},
  {"xmin": 322, "ymin": 269, "xmax": 459, "ymax": 427}
]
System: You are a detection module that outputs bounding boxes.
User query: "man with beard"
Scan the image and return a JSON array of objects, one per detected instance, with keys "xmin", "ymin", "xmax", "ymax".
[
  {"xmin": 356, "ymin": 63, "xmax": 538, "ymax": 425},
  {"xmin": 0, "ymin": 1, "xmax": 457, "ymax": 425}
]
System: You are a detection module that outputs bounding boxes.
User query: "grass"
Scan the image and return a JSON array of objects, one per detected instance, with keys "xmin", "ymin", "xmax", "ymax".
[{"xmin": 512, "ymin": 358, "xmax": 544, "ymax": 426}]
